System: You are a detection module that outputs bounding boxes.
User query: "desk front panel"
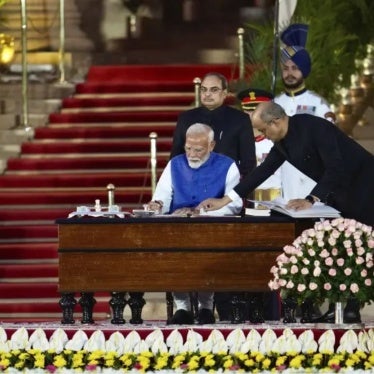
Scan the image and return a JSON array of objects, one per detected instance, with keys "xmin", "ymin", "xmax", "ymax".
[{"xmin": 58, "ymin": 219, "xmax": 304, "ymax": 293}]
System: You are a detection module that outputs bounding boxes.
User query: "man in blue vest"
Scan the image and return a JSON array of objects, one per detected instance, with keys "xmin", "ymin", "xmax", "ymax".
[{"xmin": 148, "ymin": 123, "xmax": 243, "ymax": 324}]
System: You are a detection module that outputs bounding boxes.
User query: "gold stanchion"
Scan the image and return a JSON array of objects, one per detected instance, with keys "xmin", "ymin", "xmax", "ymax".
[
  {"xmin": 237, "ymin": 27, "xmax": 245, "ymax": 80},
  {"xmin": 193, "ymin": 77, "xmax": 201, "ymax": 108},
  {"xmin": 149, "ymin": 132, "xmax": 157, "ymax": 194},
  {"xmin": 58, "ymin": 0, "xmax": 67, "ymax": 84},
  {"xmin": 20, "ymin": 0, "xmax": 31, "ymax": 132}
]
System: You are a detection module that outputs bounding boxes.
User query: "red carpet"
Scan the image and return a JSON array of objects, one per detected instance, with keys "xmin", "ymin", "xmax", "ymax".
[{"xmin": 0, "ymin": 63, "xmax": 240, "ymax": 322}]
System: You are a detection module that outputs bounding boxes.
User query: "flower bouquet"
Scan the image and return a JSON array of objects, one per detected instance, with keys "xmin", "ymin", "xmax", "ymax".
[{"xmin": 269, "ymin": 218, "xmax": 374, "ymax": 306}]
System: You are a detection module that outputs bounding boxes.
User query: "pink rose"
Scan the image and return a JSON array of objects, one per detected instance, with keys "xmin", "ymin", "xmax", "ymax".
[
  {"xmin": 286, "ymin": 280, "xmax": 294, "ymax": 289},
  {"xmin": 328, "ymin": 268, "xmax": 337, "ymax": 276},
  {"xmin": 291, "ymin": 265, "xmax": 299, "ymax": 274},
  {"xmin": 361, "ymin": 269, "xmax": 367, "ymax": 277},
  {"xmin": 301, "ymin": 267, "xmax": 309, "ymax": 275},
  {"xmin": 365, "ymin": 279, "xmax": 372, "ymax": 286},
  {"xmin": 328, "ymin": 237, "xmax": 337, "ymax": 246},
  {"xmin": 308, "ymin": 248, "xmax": 316, "ymax": 256},
  {"xmin": 279, "ymin": 279, "xmax": 287, "ymax": 287},
  {"xmin": 309, "ymin": 282, "xmax": 318, "ymax": 291},
  {"xmin": 344, "ymin": 268, "xmax": 352, "ymax": 276},
  {"xmin": 346, "ymin": 248, "xmax": 353, "ymax": 257},
  {"xmin": 268, "ymin": 280, "xmax": 279, "ymax": 290},
  {"xmin": 337, "ymin": 258, "xmax": 345, "ymax": 266},
  {"xmin": 339, "ymin": 284, "xmax": 347, "ymax": 291},
  {"xmin": 350, "ymin": 283, "xmax": 359, "ymax": 293},
  {"xmin": 324, "ymin": 283, "xmax": 332, "ymax": 291},
  {"xmin": 356, "ymin": 256, "xmax": 365, "ymax": 265},
  {"xmin": 297, "ymin": 284, "xmax": 306, "ymax": 292},
  {"xmin": 331, "ymin": 248, "xmax": 338, "ymax": 256},
  {"xmin": 313, "ymin": 267, "xmax": 321, "ymax": 277},
  {"xmin": 320, "ymin": 249, "xmax": 330, "ymax": 258},
  {"xmin": 357, "ymin": 247, "xmax": 365, "ymax": 256},
  {"xmin": 325, "ymin": 257, "xmax": 333, "ymax": 266},
  {"xmin": 270, "ymin": 266, "xmax": 279, "ymax": 274}
]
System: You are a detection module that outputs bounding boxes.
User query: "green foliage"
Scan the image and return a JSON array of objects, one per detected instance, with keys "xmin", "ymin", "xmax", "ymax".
[{"xmin": 243, "ymin": 0, "xmax": 374, "ymax": 104}]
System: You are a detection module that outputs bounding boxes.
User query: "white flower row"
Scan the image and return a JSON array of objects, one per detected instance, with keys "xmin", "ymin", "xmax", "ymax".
[{"xmin": 1, "ymin": 327, "xmax": 373, "ymax": 355}]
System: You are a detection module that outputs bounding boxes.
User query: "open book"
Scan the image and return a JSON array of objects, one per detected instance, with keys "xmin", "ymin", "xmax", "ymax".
[{"xmin": 248, "ymin": 197, "xmax": 341, "ymax": 218}]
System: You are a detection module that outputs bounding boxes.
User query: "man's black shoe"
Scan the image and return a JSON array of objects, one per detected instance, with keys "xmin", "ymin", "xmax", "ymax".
[
  {"xmin": 170, "ymin": 309, "xmax": 194, "ymax": 325},
  {"xmin": 197, "ymin": 308, "xmax": 215, "ymax": 324}
]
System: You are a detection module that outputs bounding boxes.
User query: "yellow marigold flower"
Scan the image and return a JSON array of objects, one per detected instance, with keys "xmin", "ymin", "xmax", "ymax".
[
  {"xmin": 244, "ymin": 358, "xmax": 255, "ymax": 367},
  {"xmin": 105, "ymin": 351, "xmax": 118, "ymax": 360},
  {"xmin": 364, "ymin": 361, "xmax": 372, "ymax": 370},
  {"xmin": 87, "ymin": 360, "xmax": 98, "ymax": 366},
  {"xmin": 138, "ymin": 356, "xmax": 150, "ymax": 369},
  {"xmin": 53, "ymin": 355, "xmax": 67, "ymax": 368},
  {"xmin": 276, "ymin": 356, "xmax": 286, "ymax": 366},
  {"xmin": 154, "ymin": 356, "xmax": 168, "ymax": 370},
  {"xmin": 15, "ymin": 361, "xmax": 25, "ymax": 369},
  {"xmin": 356, "ymin": 351, "xmax": 367, "ymax": 359},
  {"xmin": 350, "ymin": 353, "xmax": 360, "ymax": 363},
  {"xmin": 0, "ymin": 358, "xmax": 10, "ymax": 368},
  {"xmin": 289, "ymin": 355, "xmax": 303, "ymax": 368},
  {"xmin": 312, "ymin": 357, "xmax": 322, "ymax": 366},
  {"xmin": 204, "ymin": 357, "xmax": 215, "ymax": 367},
  {"xmin": 123, "ymin": 358, "xmax": 133, "ymax": 367},
  {"xmin": 345, "ymin": 358, "xmax": 355, "ymax": 367},
  {"xmin": 223, "ymin": 358, "xmax": 234, "ymax": 369},
  {"xmin": 188, "ymin": 359, "xmax": 199, "ymax": 370},
  {"xmin": 88, "ymin": 350, "xmax": 104, "ymax": 360},
  {"xmin": 255, "ymin": 353, "xmax": 265, "ymax": 362},
  {"xmin": 262, "ymin": 358, "xmax": 272, "ymax": 369},
  {"xmin": 19, "ymin": 352, "xmax": 29, "ymax": 360},
  {"xmin": 328, "ymin": 357, "xmax": 341, "ymax": 367},
  {"xmin": 105, "ymin": 359, "xmax": 115, "ymax": 367},
  {"xmin": 368, "ymin": 354, "xmax": 374, "ymax": 364},
  {"xmin": 235, "ymin": 353, "xmax": 248, "ymax": 361},
  {"xmin": 34, "ymin": 353, "xmax": 45, "ymax": 368}
]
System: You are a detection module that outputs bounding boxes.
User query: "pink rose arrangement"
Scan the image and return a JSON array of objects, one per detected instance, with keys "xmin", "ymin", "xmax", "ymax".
[{"xmin": 269, "ymin": 218, "xmax": 374, "ymax": 305}]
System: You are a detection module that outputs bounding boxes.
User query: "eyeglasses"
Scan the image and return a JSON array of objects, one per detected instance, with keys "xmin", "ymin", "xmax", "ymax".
[{"xmin": 200, "ymin": 86, "xmax": 223, "ymax": 94}]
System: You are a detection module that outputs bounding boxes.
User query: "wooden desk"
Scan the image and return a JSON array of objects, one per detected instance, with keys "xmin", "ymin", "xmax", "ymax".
[{"xmin": 57, "ymin": 215, "xmax": 312, "ymax": 324}]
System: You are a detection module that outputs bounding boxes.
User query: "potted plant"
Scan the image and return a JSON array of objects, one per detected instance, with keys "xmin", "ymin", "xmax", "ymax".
[{"xmin": 269, "ymin": 218, "xmax": 374, "ymax": 324}]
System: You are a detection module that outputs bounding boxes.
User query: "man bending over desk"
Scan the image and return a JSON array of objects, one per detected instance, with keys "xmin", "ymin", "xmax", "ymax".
[{"xmin": 147, "ymin": 123, "xmax": 243, "ymax": 324}]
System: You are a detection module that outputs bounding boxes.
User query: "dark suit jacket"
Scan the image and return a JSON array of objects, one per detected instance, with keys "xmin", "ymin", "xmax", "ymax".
[
  {"xmin": 170, "ymin": 105, "xmax": 256, "ymax": 176},
  {"xmin": 234, "ymin": 114, "xmax": 374, "ymax": 224}
]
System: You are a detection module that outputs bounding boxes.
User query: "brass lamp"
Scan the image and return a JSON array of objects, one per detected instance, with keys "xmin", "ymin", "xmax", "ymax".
[{"xmin": 0, "ymin": 33, "xmax": 15, "ymax": 65}]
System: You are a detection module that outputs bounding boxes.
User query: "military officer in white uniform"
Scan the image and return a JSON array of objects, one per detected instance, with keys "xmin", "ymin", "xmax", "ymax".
[{"xmin": 274, "ymin": 23, "xmax": 335, "ymax": 201}]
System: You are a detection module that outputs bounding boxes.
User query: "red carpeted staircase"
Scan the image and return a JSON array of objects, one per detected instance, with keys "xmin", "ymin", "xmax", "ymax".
[{"xmin": 0, "ymin": 63, "xmax": 239, "ymax": 322}]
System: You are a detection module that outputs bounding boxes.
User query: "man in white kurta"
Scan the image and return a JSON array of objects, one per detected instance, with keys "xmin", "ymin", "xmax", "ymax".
[{"xmin": 148, "ymin": 123, "xmax": 242, "ymax": 325}]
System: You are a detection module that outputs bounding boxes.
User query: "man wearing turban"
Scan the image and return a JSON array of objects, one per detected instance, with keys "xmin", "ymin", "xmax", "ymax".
[{"xmin": 274, "ymin": 23, "xmax": 336, "ymax": 203}]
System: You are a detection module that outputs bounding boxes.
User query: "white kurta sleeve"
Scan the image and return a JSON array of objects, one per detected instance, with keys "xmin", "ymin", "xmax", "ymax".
[
  {"xmin": 151, "ymin": 161, "xmax": 173, "ymax": 214},
  {"xmin": 210, "ymin": 163, "xmax": 243, "ymax": 216}
]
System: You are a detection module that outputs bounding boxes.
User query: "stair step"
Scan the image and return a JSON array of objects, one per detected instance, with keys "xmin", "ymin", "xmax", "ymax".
[
  {"xmin": 0, "ymin": 225, "xmax": 57, "ymax": 240},
  {"xmin": 84, "ymin": 64, "xmax": 239, "ymax": 82},
  {"xmin": 0, "ymin": 243, "xmax": 58, "ymax": 260},
  {"xmin": 34, "ymin": 124, "xmax": 175, "ymax": 139},
  {"xmin": 0, "ymin": 263, "xmax": 58, "ymax": 279},
  {"xmin": 5, "ymin": 155, "xmax": 168, "ymax": 171},
  {"xmin": 0, "ymin": 172, "xmax": 153, "ymax": 188},
  {"xmin": 49, "ymin": 111, "xmax": 179, "ymax": 124},
  {"xmin": 0, "ymin": 189, "xmax": 153, "ymax": 206},
  {"xmin": 21, "ymin": 139, "xmax": 172, "ymax": 154},
  {"xmin": 62, "ymin": 96, "xmax": 195, "ymax": 108}
]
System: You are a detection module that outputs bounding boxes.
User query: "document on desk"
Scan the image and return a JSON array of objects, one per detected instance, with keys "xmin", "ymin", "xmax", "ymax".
[{"xmin": 248, "ymin": 197, "xmax": 341, "ymax": 218}]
